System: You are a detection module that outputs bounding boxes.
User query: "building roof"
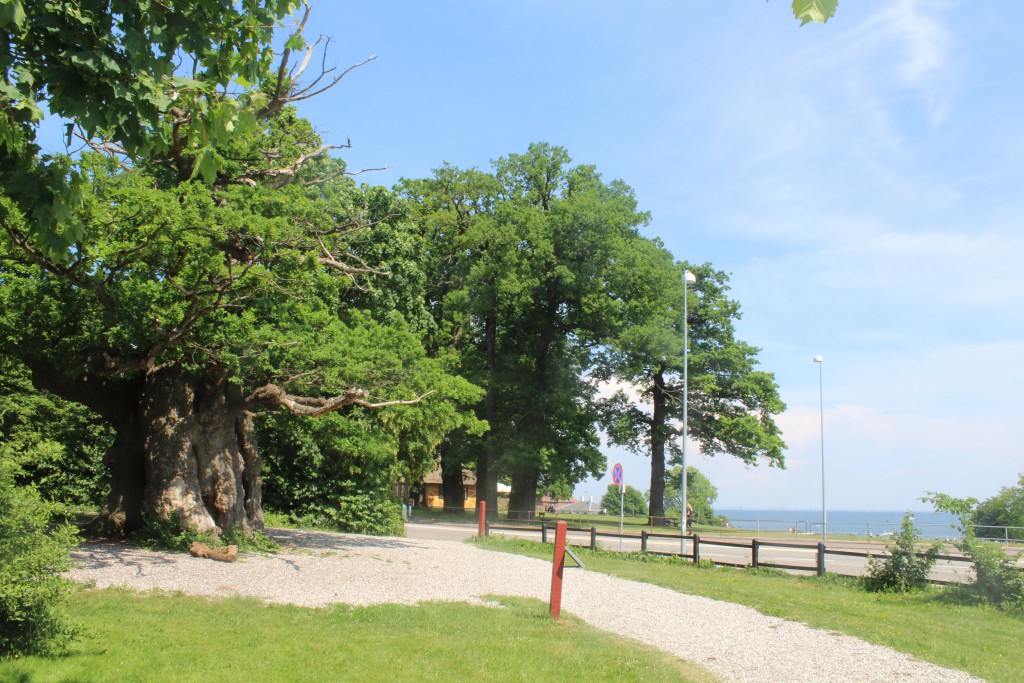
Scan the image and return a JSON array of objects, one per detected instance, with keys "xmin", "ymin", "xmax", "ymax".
[
  {"xmin": 555, "ymin": 500, "xmax": 602, "ymax": 514},
  {"xmin": 421, "ymin": 467, "xmax": 477, "ymax": 486}
]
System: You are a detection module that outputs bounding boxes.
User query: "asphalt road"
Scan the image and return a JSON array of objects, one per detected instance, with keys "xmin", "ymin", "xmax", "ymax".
[{"xmin": 405, "ymin": 519, "xmax": 996, "ymax": 584}]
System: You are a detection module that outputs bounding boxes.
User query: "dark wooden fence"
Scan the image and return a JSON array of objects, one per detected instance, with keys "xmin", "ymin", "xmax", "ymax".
[{"xmin": 486, "ymin": 521, "xmax": 989, "ymax": 584}]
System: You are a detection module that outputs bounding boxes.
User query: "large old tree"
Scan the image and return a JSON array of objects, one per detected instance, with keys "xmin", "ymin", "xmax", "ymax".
[
  {"xmin": 598, "ymin": 255, "xmax": 786, "ymax": 525},
  {"xmin": 0, "ymin": 6, "xmax": 478, "ymax": 535},
  {"xmin": 404, "ymin": 144, "xmax": 652, "ymax": 519}
]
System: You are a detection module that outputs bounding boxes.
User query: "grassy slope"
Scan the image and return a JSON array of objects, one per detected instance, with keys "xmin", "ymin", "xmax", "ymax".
[
  {"xmin": 476, "ymin": 536, "xmax": 1023, "ymax": 683},
  {"xmin": 0, "ymin": 588, "xmax": 717, "ymax": 682}
]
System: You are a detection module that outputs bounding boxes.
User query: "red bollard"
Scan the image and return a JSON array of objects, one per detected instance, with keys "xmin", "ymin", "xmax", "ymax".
[
  {"xmin": 549, "ymin": 520, "xmax": 567, "ymax": 619},
  {"xmin": 478, "ymin": 501, "xmax": 487, "ymax": 538}
]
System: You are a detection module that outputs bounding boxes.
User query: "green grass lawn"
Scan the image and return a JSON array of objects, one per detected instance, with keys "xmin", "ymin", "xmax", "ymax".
[
  {"xmin": 0, "ymin": 588, "xmax": 716, "ymax": 682},
  {"xmin": 476, "ymin": 535, "xmax": 1024, "ymax": 683}
]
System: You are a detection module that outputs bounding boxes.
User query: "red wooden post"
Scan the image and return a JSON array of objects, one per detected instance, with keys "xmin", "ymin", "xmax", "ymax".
[
  {"xmin": 549, "ymin": 520, "xmax": 568, "ymax": 619},
  {"xmin": 478, "ymin": 501, "xmax": 487, "ymax": 538}
]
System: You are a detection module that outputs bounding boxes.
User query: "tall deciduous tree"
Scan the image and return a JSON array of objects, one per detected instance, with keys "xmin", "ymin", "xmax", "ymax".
[
  {"xmin": 406, "ymin": 144, "xmax": 651, "ymax": 519},
  {"xmin": 599, "ymin": 256, "xmax": 786, "ymax": 524}
]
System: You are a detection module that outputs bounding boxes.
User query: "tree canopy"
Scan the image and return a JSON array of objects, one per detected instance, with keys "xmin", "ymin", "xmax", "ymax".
[
  {"xmin": 601, "ymin": 483, "xmax": 646, "ymax": 518},
  {"xmin": 0, "ymin": 4, "xmax": 481, "ymax": 535}
]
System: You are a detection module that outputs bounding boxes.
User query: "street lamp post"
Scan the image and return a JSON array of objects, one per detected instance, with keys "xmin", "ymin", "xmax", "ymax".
[
  {"xmin": 681, "ymin": 268, "xmax": 697, "ymax": 555},
  {"xmin": 813, "ymin": 354, "xmax": 826, "ymax": 542}
]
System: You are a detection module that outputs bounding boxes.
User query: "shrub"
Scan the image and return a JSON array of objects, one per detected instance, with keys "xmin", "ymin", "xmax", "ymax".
[
  {"xmin": 0, "ymin": 459, "xmax": 78, "ymax": 658},
  {"xmin": 923, "ymin": 491, "xmax": 1024, "ymax": 612},
  {"xmin": 282, "ymin": 492, "xmax": 405, "ymax": 536},
  {"xmin": 864, "ymin": 513, "xmax": 940, "ymax": 593},
  {"xmin": 960, "ymin": 539, "xmax": 1024, "ymax": 611}
]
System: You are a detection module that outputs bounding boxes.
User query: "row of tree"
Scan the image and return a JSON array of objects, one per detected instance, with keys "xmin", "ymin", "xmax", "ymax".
[
  {"xmin": 1, "ymin": 2, "xmax": 786, "ymax": 536},
  {"xmin": 399, "ymin": 148, "xmax": 786, "ymax": 521}
]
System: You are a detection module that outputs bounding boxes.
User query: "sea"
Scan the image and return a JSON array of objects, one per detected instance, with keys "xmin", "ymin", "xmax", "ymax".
[{"xmin": 714, "ymin": 509, "xmax": 962, "ymax": 540}]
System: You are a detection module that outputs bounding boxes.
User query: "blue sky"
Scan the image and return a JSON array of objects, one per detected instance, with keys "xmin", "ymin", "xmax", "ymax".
[
  {"xmin": 295, "ymin": 1, "xmax": 1021, "ymax": 511},
  {"xmin": 45, "ymin": 1, "xmax": 1023, "ymax": 511}
]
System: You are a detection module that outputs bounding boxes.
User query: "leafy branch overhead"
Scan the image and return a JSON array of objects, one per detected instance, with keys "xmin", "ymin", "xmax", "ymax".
[
  {"xmin": 0, "ymin": 0, "xmax": 380, "ymax": 261},
  {"xmin": 791, "ymin": 0, "xmax": 839, "ymax": 25}
]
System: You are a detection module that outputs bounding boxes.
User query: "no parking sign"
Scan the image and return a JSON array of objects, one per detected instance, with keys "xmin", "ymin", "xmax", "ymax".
[{"xmin": 612, "ymin": 462, "xmax": 623, "ymax": 487}]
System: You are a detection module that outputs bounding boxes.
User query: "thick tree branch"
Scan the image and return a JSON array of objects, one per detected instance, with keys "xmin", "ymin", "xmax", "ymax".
[{"xmin": 244, "ymin": 384, "xmax": 434, "ymax": 418}]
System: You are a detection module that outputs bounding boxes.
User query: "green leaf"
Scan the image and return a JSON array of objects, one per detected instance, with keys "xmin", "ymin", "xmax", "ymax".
[
  {"xmin": 792, "ymin": 0, "xmax": 838, "ymax": 26},
  {"xmin": 247, "ymin": 91, "xmax": 270, "ymax": 112},
  {"xmin": 190, "ymin": 147, "xmax": 221, "ymax": 184},
  {"xmin": 284, "ymin": 32, "xmax": 306, "ymax": 51},
  {"xmin": 0, "ymin": 0, "xmax": 26, "ymax": 29}
]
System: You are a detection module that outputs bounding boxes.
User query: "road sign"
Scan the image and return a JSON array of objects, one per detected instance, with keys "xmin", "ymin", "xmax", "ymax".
[{"xmin": 612, "ymin": 463, "xmax": 623, "ymax": 486}]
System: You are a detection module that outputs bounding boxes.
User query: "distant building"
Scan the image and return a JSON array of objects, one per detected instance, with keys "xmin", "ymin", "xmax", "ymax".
[
  {"xmin": 422, "ymin": 468, "xmax": 477, "ymax": 510},
  {"xmin": 553, "ymin": 499, "xmax": 602, "ymax": 515}
]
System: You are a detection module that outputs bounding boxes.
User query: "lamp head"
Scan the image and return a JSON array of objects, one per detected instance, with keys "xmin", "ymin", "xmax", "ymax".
[
  {"xmin": 813, "ymin": 355, "xmax": 824, "ymax": 363},
  {"xmin": 683, "ymin": 270, "xmax": 697, "ymax": 286}
]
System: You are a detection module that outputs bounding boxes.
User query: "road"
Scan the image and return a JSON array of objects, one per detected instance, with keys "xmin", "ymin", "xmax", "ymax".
[{"xmin": 405, "ymin": 519, "xmax": 989, "ymax": 584}]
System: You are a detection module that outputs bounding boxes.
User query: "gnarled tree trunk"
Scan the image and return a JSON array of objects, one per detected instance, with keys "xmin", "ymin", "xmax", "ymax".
[
  {"xmin": 141, "ymin": 365, "xmax": 263, "ymax": 534},
  {"xmin": 32, "ymin": 360, "xmax": 263, "ymax": 535}
]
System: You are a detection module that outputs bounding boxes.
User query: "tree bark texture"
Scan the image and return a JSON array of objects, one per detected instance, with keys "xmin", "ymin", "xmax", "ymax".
[
  {"xmin": 648, "ymin": 367, "xmax": 668, "ymax": 525},
  {"xmin": 31, "ymin": 361, "xmax": 263, "ymax": 535},
  {"xmin": 141, "ymin": 365, "xmax": 262, "ymax": 535}
]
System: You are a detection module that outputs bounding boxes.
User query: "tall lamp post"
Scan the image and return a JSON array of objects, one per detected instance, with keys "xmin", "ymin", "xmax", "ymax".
[
  {"xmin": 681, "ymin": 268, "xmax": 697, "ymax": 555},
  {"xmin": 813, "ymin": 354, "xmax": 826, "ymax": 542}
]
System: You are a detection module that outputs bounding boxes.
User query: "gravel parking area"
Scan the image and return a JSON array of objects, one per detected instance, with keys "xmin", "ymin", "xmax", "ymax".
[{"xmin": 68, "ymin": 528, "xmax": 979, "ymax": 683}]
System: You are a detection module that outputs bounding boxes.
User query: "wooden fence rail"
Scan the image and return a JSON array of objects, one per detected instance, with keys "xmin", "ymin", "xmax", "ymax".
[{"xmin": 483, "ymin": 521, "xmax": 1013, "ymax": 585}]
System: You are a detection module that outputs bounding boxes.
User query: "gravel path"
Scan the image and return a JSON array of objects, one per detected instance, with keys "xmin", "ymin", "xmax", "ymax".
[{"xmin": 67, "ymin": 528, "xmax": 979, "ymax": 683}]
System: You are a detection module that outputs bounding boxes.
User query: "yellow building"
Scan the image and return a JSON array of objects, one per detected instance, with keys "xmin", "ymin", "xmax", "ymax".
[{"xmin": 422, "ymin": 468, "xmax": 477, "ymax": 511}]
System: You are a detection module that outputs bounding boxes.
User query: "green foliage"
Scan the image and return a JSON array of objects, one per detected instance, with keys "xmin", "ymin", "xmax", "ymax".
[
  {"xmin": 744, "ymin": 566, "xmax": 788, "ymax": 578},
  {"xmin": 133, "ymin": 512, "xmax": 279, "ymax": 554},
  {"xmin": 133, "ymin": 512, "xmax": 219, "ymax": 553},
  {"xmin": 923, "ymin": 492, "xmax": 1024, "ymax": 612},
  {"xmin": 0, "ymin": 359, "xmax": 110, "ymax": 506},
  {"xmin": 865, "ymin": 513, "xmax": 940, "ymax": 593},
  {"xmin": 2, "ymin": 106, "xmax": 483, "ymax": 533},
  {"xmin": 1, "ymin": 0, "xmax": 305, "ymax": 259},
  {"xmin": 0, "ymin": 457, "xmax": 78, "ymax": 658},
  {"xmin": 974, "ymin": 473, "xmax": 1024, "ymax": 540},
  {"xmin": 402, "ymin": 145, "xmax": 654, "ymax": 512},
  {"xmin": 601, "ymin": 484, "xmax": 647, "ymax": 517},
  {"xmin": 596, "ymin": 258, "xmax": 785, "ymax": 521},
  {"xmin": 661, "ymin": 466, "xmax": 721, "ymax": 525},
  {"xmin": 282, "ymin": 491, "xmax": 405, "ymax": 537},
  {"xmin": 792, "ymin": 0, "xmax": 839, "ymax": 25}
]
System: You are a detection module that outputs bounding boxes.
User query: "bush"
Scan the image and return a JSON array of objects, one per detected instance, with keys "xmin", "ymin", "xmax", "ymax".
[
  {"xmin": 865, "ymin": 513, "xmax": 940, "ymax": 593},
  {"xmin": 0, "ymin": 459, "xmax": 78, "ymax": 658},
  {"xmin": 281, "ymin": 492, "xmax": 405, "ymax": 537},
  {"xmin": 961, "ymin": 540, "xmax": 1024, "ymax": 611},
  {"xmin": 924, "ymin": 491, "xmax": 1024, "ymax": 612}
]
